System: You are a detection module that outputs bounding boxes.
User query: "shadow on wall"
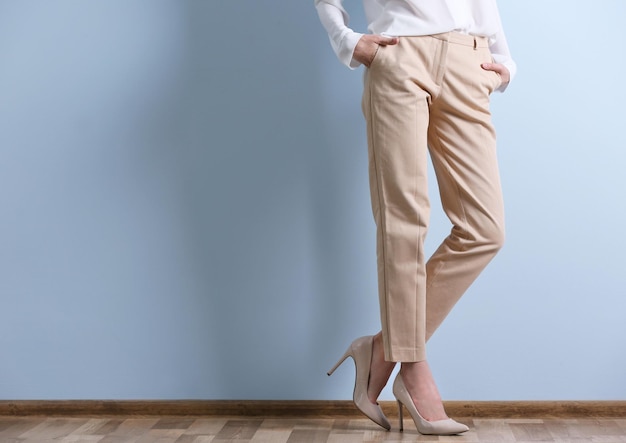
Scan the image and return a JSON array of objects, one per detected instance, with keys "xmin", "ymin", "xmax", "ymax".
[{"xmin": 171, "ymin": 2, "xmax": 350, "ymax": 398}]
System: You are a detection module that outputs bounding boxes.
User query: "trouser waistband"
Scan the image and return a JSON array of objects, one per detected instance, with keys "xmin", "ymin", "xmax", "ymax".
[{"xmin": 429, "ymin": 31, "xmax": 490, "ymax": 48}]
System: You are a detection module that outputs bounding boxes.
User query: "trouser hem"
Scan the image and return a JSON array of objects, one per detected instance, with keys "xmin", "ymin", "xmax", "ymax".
[{"xmin": 386, "ymin": 347, "xmax": 427, "ymax": 363}]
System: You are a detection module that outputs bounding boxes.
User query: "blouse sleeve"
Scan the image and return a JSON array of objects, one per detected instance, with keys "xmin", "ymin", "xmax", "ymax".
[
  {"xmin": 489, "ymin": 6, "xmax": 517, "ymax": 92},
  {"xmin": 314, "ymin": 0, "xmax": 364, "ymax": 69}
]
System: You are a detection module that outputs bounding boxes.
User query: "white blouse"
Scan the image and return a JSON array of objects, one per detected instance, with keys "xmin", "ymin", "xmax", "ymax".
[{"xmin": 315, "ymin": 0, "xmax": 516, "ymax": 88}]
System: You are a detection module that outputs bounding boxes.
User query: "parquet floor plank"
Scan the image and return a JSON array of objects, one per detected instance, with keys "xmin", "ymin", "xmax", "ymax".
[
  {"xmin": 249, "ymin": 427, "xmax": 291, "ymax": 443},
  {"xmin": 60, "ymin": 435, "xmax": 106, "ymax": 442},
  {"xmin": 508, "ymin": 422, "xmax": 554, "ymax": 441},
  {"xmin": 110, "ymin": 418, "xmax": 161, "ymax": 438},
  {"xmin": 285, "ymin": 428, "xmax": 330, "ymax": 443},
  {"xmin": 98, "ymin": 434, "xmax": 141, "ymax": 443},
  {"xmin": 212, "ymin": 418, "xmax": 263, "ymax": 442},
  {"xmin": 65, "ymin": 418, "xmax": 109, "ymax": 436},
  {"xmin": 172, "ymin": 435, "xmax": 202, "ymax": 443},
  {"xmin": 578, "ymin": 419, "xmax": 625, "ymax": 437},
  {"xmin": 590, "ymin": 437, "xmax": 626, "ymax": 443},
  {"xmin": 473, "ymin": 418, "xmax": 516, "ymax": 442},
  {"xmin": 15, "ymin": 418, "xmax": 86, "ymax": 440},
  {"xmin": 0, "ymin": 417, "xmax": 46, "ymax": 439},
  {"xmin": 183, "ymin": 418, "xmax": 228, "ymax": 436},
  {"xmin": 543, "ymin": 418, "xmax": 581, "ymax": 441}
]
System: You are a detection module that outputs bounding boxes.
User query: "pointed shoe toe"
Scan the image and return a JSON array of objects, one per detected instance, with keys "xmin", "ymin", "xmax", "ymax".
[
  {"xmin": 415, "ymin": 417, "xmax": 469, "ymax": 435},
  {"xmin": 354, "ymin": 394, "xmax": 391, "ymax": 430}
]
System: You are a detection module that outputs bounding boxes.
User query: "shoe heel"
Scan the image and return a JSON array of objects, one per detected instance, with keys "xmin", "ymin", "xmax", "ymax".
[
  {"xmin": 327, "ymin": 348, "xmax": 351, "ymax": 376},
  {"xmin": 397, "ymin": 399, "xmax": 404, "ymax": 431},
  {"xmin": 327, "ymin": 336, "xmax": 392, "ymax": 431}
]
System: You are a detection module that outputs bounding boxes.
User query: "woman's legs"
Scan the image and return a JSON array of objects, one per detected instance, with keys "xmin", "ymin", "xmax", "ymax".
[
  {"xmin": 424, "ymin": 33, "xmax": 505, "ymax": 340},
  {"xmin": 362, "ymin": 36, "xmax": 448, "ymax": 418},
  {"xmin": 362, "ymin": 35, "xmax": 436, "ymax": 364},
  {"xmin": 367, "ymin": 335, "xmax": 447, "ymax": 422},
  {"xmin": 363, "ymin": 33, "xmax": 504, "ymax": 418}
]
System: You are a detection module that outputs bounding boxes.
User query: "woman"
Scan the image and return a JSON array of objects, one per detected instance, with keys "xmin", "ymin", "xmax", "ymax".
[{"xmin": 317, "ymin": 0, "xmax": 516, "ymax": 436}]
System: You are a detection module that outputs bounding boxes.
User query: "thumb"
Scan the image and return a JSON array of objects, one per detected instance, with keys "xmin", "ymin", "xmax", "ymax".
[
  {"xmin": 376, "ymin": 35, "xmax": 399, "ymax": 46},
  {"xmin": 481, "ymin": 62, "xmax": 499, "ymax": 72}
]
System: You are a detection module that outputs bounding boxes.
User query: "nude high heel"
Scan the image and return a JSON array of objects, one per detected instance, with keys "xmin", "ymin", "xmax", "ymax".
[
  {"xmin": 392, "ymin": 373, "xmax": 469, "ymax": 435},
  {"xmin": 327, "ymin": 336, "xmax": 391, "ymax": 430}
]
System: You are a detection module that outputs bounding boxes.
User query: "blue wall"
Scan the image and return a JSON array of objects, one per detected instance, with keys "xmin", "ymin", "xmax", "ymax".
[{"xmin": 0, "ymin": 0, "xmax": 624, "ymax": 400}]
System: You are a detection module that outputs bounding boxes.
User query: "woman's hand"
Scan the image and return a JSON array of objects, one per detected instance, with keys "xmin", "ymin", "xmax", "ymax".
[
  {"xmin": 353, "ymin": 34, "xmax": 399, "ymax": 67},
  {"xmin": 481, "ymin": 62, "xmax": 510, "ymax": 85}
]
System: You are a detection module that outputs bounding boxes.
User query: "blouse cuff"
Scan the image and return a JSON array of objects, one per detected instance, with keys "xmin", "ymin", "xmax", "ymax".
[
  {"xmin": 493, "ymin": 56, "xmax": 517, "ymax": 93},
  {"xmin": 338, "ymin": 31, "xmax": 364, "ymax": 69}
]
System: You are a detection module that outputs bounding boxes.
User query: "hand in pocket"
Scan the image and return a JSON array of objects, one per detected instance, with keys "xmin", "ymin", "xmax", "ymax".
[{"xmin": 354, "ymin": 34, "xmax": 399, "ymax": 67}]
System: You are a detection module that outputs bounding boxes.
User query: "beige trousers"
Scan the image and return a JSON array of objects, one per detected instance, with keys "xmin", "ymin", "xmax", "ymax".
[{"xmin": 362, "ymin": 32, "xmax": 505, "ymax": 362}]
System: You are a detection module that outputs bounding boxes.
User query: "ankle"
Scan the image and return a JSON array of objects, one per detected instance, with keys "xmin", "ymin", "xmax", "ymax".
[
  {"xmin": 396, "ymin": 361, "xmax": 447, "ymax": 421},
  {"xmin": 399, "ymin": 360, "xmax": 427, "ymax": 377},
  {"xmin": 372, "ymin": 332, "xmax": 384, "ymax": 350},
  {"xmin": 366, "ymin": 334, "xmax": 395, "ymax": 404}
]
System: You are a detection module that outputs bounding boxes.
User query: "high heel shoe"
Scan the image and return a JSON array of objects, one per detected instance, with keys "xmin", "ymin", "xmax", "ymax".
[
  {"xmin": 392, "ymin": 373, "xmax": 469, "ymax": 435},
  {"xmin": 327, "ymin": 336, "xmax": 391, "ymax": 430}
]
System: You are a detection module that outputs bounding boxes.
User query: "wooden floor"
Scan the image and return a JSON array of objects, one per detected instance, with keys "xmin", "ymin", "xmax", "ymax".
[{"xmin": 1, "ymin": 416, "xmax": 625, "ymax": 443}]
